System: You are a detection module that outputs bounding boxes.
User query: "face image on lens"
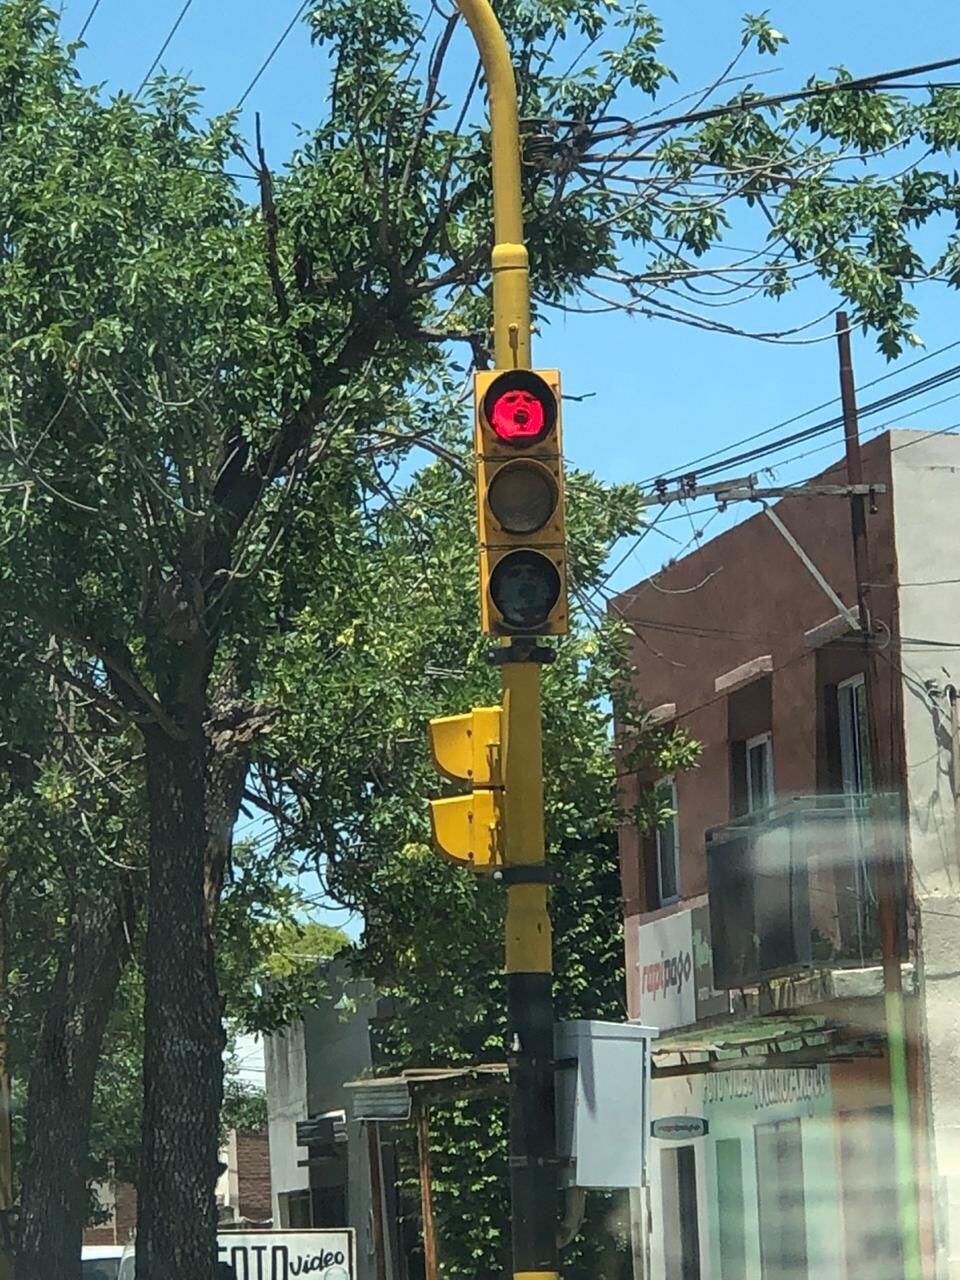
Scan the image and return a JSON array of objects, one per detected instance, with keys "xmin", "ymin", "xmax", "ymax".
[
  {"xmin": 489, "ymin": 550, "xmax": 561, "ymax": 630},
  {"xmin": 489, "ymin": 388, "xmax": 546, "ymax": 441},
  {"xmin": 482, "ymin": 371, "xmax": 556, "ymax": 448}
]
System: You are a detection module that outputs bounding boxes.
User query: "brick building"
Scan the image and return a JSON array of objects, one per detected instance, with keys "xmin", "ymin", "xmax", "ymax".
[
  {"xmin": 613, "ymin": 429, "xmax": 960, "ymax": 1280},
  {"xmin": 83, "ymin": 1127, "xmax": 271, "ymax": 1247}
]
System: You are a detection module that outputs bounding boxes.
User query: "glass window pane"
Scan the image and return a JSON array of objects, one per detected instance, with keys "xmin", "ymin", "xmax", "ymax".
[
  {"xmin": 717, "ymin": 1138, "xmax": 746, "ymax": 1280},
  {"xmin": 747, "ymin": 737, "xmax": 772, "ymax": 813},
  {"xmin": 656, "ymin": 780, "xmax": 679, "ymax": 902}
]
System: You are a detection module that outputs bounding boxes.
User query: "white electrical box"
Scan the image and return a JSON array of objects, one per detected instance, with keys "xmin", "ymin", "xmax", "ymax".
[{"xmin": 555, "ymin": 1019, "xmax": 657, "ymax": 1189}]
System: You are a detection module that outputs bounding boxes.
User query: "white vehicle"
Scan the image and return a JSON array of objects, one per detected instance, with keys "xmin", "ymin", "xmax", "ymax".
[
  {"xmin": 118, "ymin": 1229, "xmax": 355, "ymax": 1280},
  {"xmin": 81, "ymin": 1245, "xmax": 124, "ymax": 1280}
]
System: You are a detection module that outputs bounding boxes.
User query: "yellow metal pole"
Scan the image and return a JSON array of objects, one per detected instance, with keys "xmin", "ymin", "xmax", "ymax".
[
  {"xmin": 453, "ymin": 0, "xmax": 531, "ymax": 370},
  {"xmin": 453, "ymin": 2, "xmax": 558, "ymax": 1276}
]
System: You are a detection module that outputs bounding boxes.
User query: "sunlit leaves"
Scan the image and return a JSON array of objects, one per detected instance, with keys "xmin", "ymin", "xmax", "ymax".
[{"xmin": 741, "ymin": 11, "xmax": 788, "ymax": 56}]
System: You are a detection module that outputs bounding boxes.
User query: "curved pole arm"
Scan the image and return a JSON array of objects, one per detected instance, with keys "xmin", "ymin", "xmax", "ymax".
[{"xmin": 454, "ymin": 0, "xmax": 531, "ymax": 369}]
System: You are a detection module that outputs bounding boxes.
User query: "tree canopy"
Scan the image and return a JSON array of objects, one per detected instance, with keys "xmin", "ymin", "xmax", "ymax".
[{"xmin": 0, "ymin": 0, "xmax": 957, "ymax": 1275}]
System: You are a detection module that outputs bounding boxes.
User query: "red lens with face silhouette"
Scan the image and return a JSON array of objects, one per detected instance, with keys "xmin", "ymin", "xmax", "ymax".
[
  {"xmin": 489, "ymin": 389, "xmax": 546, "ymax": 442},
  {"xmin": 482, "ymin": 371, "xmax": 556, "ymax": 448}
]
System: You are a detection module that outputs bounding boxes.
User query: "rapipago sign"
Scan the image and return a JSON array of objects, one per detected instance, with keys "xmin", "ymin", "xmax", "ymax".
[
  {"xmin": 637, "ymin": 910, "xmax": 696, "ymax": 1030},
  {"xmin": 650, "ymin": 1116, "xmax": 709, "ymax": 1140}
]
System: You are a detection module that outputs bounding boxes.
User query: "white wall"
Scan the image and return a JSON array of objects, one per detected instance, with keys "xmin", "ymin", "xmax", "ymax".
[
  {"xmin": 263, "ymin": 1021, "xmax": 310, "ymax": 1224},
  {"xmin": 645, "ymin": 1076, "xmax": 710, "ymax": 1280},
  {"xmin": 891, "ymin": 429, "xmax": 960, "ymax": 1278}
]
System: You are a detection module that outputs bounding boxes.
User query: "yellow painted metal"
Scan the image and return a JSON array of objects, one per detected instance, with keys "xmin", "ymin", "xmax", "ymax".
[
  {"xmin": 429, "ymin": 790, "xmax": 503, "ymax": 870},
  {"xmin": 428, "ymin": 706, "xmax": 502, "ymax": 785},
  {"xmin": 453, "ymin": 0, "xmax": 530, "ymax": 370},
  {"xmin": 502, "ymin": 661, "xmax": 552, "ymax": 974},
  {"xmin": 474, "ymin": 368, "xmax": 568, "ymax": 637}
]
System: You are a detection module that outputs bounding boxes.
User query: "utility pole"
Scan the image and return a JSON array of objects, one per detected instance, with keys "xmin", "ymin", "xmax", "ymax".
[
  {"xmin": 836, "ymin": 311, "xmax": 923, "ymax": 1280},
  {"xmin": 432, "ymin": 3, "xmax": 561, "ymax": 1278}
]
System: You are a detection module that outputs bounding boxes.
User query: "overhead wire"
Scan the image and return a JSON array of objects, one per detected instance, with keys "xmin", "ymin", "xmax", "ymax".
[
  {"xmin": 236, "ymin": 0, "xmax": 314, "ymax": 110},
  {"xmin": 758, "ymin": 390, "xmax": 960, "ymax": 475},
  {"xmin": 76, "ymin": 0, "xmax": 103, "ymax": 41},
  {"xmin": 657, "ymin": 362, "xmax": 960, "ymax": 484},
  {"xmin": 586, "ymin": 55, "xmax": 960, "ymax": 145},
  {"xmin": 640, "ymin": 337, "xmax": 960, "ymax": 488},
  {"xmin": 136, "ymin": 0, "xmax": 195, "ymax": 97}
]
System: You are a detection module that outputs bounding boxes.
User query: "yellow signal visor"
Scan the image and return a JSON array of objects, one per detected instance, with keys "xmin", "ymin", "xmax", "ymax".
[
  {"xmin": 429, "ymin": 790, "xmax": 503, "ymax": 871},
  {"xmin": 428, "ymin": 707, "xmax": 502, "ymax": 786}
]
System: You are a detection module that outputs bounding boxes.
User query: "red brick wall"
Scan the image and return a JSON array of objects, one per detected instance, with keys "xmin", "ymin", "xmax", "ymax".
[
  {"xmin": 83, "ymin": 1181, "xmax": 137, "ymax": 1246},
  {"xmin": 235, "ymin": 1129, "xmax": 272, "ymax": 1224},
  {"xmin": 611, "ymin": 432, "xmax": 901, "ymax": 939},
  {"xmin": 83, "ymin": 1130, "xmax": 271, "ymax": 1243}
]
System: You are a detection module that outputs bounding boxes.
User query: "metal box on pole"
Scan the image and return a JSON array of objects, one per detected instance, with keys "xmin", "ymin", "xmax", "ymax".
[{"xmin": 555, "ymin": 1020, "xmax": 657, "ymax": 1189}]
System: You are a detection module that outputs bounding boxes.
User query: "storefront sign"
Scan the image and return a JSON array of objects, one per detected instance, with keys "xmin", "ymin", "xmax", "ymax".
[
  {"xmin": 703, "ymin": 1065, "xmax": 829, "ymax": 1118},
  {"xmin": 637, "ymin": 910, "xmax": 696, "ymax": 1030},
  {"xmin": 651, "ymin": 1115, "xmax": 709, "ymax": 1140}
]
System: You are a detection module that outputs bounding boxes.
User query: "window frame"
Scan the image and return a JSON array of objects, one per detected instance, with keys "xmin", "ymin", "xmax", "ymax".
[
  {"xmin": 745, "ymin": 731, "xmax": 774, "ymax": 814},
  {"xmin": 837, "ymin": 673, "xmax": 871, "ymax": 795},
  {"xmin": 655, "ymin": 776, "xmax": 681, "ymax": 906}
]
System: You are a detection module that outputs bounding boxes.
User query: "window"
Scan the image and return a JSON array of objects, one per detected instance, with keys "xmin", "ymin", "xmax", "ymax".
[
  {"xmin": 278, "ymin": 1188, "xmax": 313, "ymax": 1228},
  {"xmin": 716, "ymin": 1139, "xmax": 746, "ymax": 1280},
  {"xmin": 756, "ymin": 1119, "xmax": 807, "ymax": 1280},
  {"xmin": 661, "ymin": 1144, "xmax": 701, "ymax": 1280},
  {"xmin": 838, "ymin": 1107, "xmax": 902, "ymax": 1279},
  {"xmin": 837, "ymin": 674, "xmax": 872, "ymax": 795},
  {"xmin": 655, "ymin": 778, "xmax": 680, "ymax": 905},
  {"xmin": 746, "ymin": 733, "xmax": 774, "ymax": 814}
]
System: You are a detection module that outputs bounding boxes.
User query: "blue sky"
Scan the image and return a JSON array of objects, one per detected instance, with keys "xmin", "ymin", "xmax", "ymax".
[
  {"xmin": 60, "ymin": 0, "xmax": 960, "ymax": 593},
  {"xmin": 55, "ymin": 0, "xmax": 960, "ymax": 938}
]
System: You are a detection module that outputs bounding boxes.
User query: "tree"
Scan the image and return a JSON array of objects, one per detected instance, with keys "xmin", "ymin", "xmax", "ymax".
[
  {"xmin": 253, "ymin": 460, "xmax": 695, "ymax": 1276},
  {"xmin": 1, "ymin": 1, "xmax": 959, "ymax": 1276},
  {"xmin": 0, "ymin": 616, "xmax": 145, "ymax": 1280}
]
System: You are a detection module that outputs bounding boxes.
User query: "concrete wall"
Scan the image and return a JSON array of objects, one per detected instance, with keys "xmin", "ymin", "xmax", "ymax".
[
  {"xmin": 264, "ymin": 1020, "xmax": 310, "ymax": 1225},
  {"xmin": 302, "ymin": 968, "xmax": 387, "ymax": 1280},
  {"xmin": 890, "ymin": 429, "xmax": 960, "ymax": 1279}
]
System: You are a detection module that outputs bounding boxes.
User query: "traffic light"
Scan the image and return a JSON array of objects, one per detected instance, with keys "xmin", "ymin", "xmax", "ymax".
[
  {"xmin": 427, "ymin": 706, "xmax": 503, "ymax": 871},
  {"xmin": 475, "ymin": 369, "xmax": 568, "ymax": 637}
]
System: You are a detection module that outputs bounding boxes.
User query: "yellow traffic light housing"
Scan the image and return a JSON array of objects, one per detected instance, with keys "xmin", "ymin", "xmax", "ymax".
[
  {"xmin": 427, "ymin": 706, "xmax": 503, "ymax": 871},
  {"xmin": 475, "ymin": 369, "xmax": 568, "ymax": 637}
]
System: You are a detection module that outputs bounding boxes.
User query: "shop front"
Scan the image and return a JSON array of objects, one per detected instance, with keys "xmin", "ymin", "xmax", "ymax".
[{"xmin": 634, "ymin": 907, "xmax": 896, "ymax": 1280}]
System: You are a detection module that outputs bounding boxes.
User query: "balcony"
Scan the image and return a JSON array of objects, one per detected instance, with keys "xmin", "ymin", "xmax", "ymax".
[{"xmin": 706, "ymin": 794, "xmax": 907, "ymax": 991}]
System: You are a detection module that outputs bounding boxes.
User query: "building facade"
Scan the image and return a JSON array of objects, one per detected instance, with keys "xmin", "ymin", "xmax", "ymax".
[
  {"xmin": 614, "ymin": 430, "xmax": 960, "ymax": 1280},
  {"xmin": 264, "ymin": 962, "xmax": 416, "ymax": 1280}
]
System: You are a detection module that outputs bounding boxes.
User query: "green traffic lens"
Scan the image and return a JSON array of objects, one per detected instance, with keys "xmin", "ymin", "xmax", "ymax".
[{"xmin": 489, "ymin": 549, "xmax": 561, "ymax": 630}]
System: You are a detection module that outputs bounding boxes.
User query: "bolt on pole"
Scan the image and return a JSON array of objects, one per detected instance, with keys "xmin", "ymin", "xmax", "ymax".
[{"xmin": 452, "ymin": 1, "xmax": 560, "ymax": 1276}]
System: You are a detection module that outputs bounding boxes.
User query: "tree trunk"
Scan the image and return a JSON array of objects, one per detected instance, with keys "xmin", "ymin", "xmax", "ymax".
[
  {"xmin": 136, "ymin": 728, "xmax": 225, "ymax": 1280},
  {"xmin": 18, "ymin": 889, "xmax": 133, "ymax": 1280}
]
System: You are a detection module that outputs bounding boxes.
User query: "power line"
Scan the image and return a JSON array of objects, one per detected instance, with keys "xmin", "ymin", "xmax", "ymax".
[
  {"xmin": 236, "ymin": 0, "xmax": 313, "ymax": 110},
  {"xmin": 641, "ymin": 338, "xmax": 960, "ymax": 489},
  {"xmin": 662, "ymin": 363, "xmax": 960, "ymax": 485},
  {"xmin": 589, "ymin": 55, "xmax": 960, "ymax": 144},
  {"xmin": 136, "ymin": 0, "xmax": 195, "ymax": 98},
  {"xmin": 76, "ymin": 0, "xmax": 103, "ymax": 42},
  {"xmin": 760, "ymin": 389, "xmax": 960, "ymax": 475}
]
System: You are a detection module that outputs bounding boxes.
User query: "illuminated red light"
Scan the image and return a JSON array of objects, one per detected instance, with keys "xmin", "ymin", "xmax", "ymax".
[{"xmin": 489, "ymin": 389, "xmax": 547, "ymax": 442}]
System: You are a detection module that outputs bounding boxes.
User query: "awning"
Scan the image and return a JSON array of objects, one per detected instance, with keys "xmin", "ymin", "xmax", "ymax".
[
  {"xmin": 344, "ymin": 1064, "xmax": 508, "ymax": 1122},
  {"xmin": 650, "ymin": 1013, "xmax": 884, "ymax": 1078}
]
